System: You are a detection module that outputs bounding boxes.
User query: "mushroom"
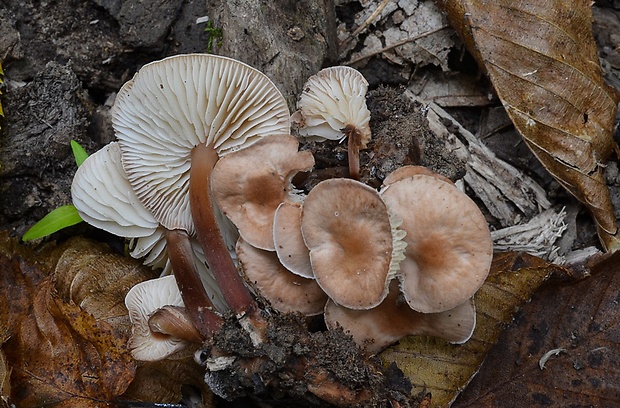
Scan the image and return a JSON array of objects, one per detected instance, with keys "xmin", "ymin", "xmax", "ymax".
[
  {"xmin": 301, "ymin": 178, "xmax": 403, "ymax": 309},
  {"xmin": 292, "ymin": 66, "xmax": 371, "ymax": 180},
  {"xmin": 125, "ymin": 275, "xmax": 201, "ymax": 361},
  {"xmin": 236, "ymin": 238, "xmax": 328, "ymax": 316},
  {"xmin": 71, "ymin": 142, "xmax": 228, "ymax": 316},
  {"xmin": 211, "ymin": 134, "xmax": 314, "ymax": 251},
  {"xmin": 110, "ymin": 54, "xmax": 291, "ymax": 333},
  {"xmin": 380, "ymin": 173, "xmax": 493, "ymax": 313},
  {"xmin": 324, "ymin": 281, "xmax": 476, "ymax": 355},
  {"xmin": 273, "ymin": 201, "xmax": 313, "ymax": 278}
]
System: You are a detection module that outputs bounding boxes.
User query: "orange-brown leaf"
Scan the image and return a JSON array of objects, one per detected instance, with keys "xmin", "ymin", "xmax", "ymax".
[
  {"xmin": 6, "ymin": 277, "xmax": 136, "ymax": 406},
  {"xmin": 454, "ymin": 251, "xmax": 620, "ymax": 406},
  {"xmin": 437, "ymin": 0, "xmax": 620, "ymax": 250}
]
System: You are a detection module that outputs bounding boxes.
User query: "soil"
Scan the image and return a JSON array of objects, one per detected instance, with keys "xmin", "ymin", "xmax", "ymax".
[{"xmin": 2, "ymin": 0, "xmax": 620, "ymax": 407}]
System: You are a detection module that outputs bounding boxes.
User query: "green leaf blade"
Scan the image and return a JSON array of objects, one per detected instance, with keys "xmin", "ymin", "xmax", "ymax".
[
  {"xmin": 70, "ymin": 140, "xmax": 89, "ymax": 167},
  {"xmin": 22, "ymin": 205, "xmax": 83, "ymax": 241}
]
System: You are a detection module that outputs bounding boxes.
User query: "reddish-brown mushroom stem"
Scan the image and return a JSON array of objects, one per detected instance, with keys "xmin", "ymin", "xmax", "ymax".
[
  {"xmin": 190, "ymin": 142, "xmax": 258, "ymax": 316},
  {"xmin": 344, "ymin": 124, "xmax": 361, "ymax": 180},
  {"xmin": 166, "ymin": 229, "xmax": 224, "ymax": 337}
]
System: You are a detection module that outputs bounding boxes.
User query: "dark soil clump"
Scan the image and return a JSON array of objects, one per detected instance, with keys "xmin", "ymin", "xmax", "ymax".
[{"xmin": 197, "ymin": 311, "xmax": 415, "ymax": 407}]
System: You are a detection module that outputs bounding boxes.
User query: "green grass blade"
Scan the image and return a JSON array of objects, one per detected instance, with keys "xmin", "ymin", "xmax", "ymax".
[
  {"xmin": 70, "ymin": 140, "xmax": 89, "ymax": 167},
  {"xmin": 22, "ymin": 204, "xmax": 83, "ymax": 241}
]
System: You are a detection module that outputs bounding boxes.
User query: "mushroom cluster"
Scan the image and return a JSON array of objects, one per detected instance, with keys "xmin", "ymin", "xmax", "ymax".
[
  {"xmin": 214, "ymin": 137, "xmax": 492, "ymax": 353},
  {"xmin": 71, "ymin": 55, "xmax": 493, "ymax": 362}
]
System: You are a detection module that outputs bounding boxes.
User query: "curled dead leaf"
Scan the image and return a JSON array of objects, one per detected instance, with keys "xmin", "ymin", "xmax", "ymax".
[
  {"xmin": 379, "ymin": 252, "xmax": 567, "ymax": 406},
  {"xmin": 437, "ymin": 0, "xmax": 620, "ymax": 250},
  {"xmin": 7, "ymin": 277, "xmax": 136, "ymax": 406},
  {"xmin": 54, "ymin": 237, "xmax": 155, "ymax": 337}
]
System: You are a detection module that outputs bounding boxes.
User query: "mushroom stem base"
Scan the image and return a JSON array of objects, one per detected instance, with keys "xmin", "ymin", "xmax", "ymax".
[{"xmin": 166, "ymin": 229, "xmax": 224, "ymax": 337}]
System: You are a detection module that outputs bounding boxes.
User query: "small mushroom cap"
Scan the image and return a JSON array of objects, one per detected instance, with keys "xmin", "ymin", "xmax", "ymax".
[
  {"xmin": 273, "ymin": 201, "xmax": 313, "ymax": 278},
  {"xmin": 125, "ymin": 275, "xmax": 187, "ymax": 361},
  {"xmin": 71, "ymin": 142, "xmax": 159, "ymax": 238},
  {"xmin": 381, "ymin": 165, "xmax": 455, "ymax": 188},
  {"xmin": 301, "ymin": 178, "xmax": 393, "ymax": 310},
  {"xmin": 324, "ymin": 281, "xmax": 476, "ymax": 355},
  {"xmin": 237, "ymin": 238, "xmax": 328, "ymax": 316},
  {"xmin": 292, "ymin": 66, "xmax": 371, "ymax": 148},
  {"xmin": 112, "ymin": 54, "xmax": 290, "ymax": 235},
  {"xmin": 212, "ymin": 134, "xmax": 315, "ymax": 251},
  {"xmin": 381, "ymin": 174, "xmax": 493, "ymax": 313}
]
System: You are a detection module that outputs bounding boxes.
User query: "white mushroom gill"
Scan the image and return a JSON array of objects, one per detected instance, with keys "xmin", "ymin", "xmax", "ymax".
[
  {"xmin": 125, "ymin": 275, "xmax": 187, "ymax": 361},
  {"xmin": 112, "ymin": 54, "xmax": 291, "ymax": 235},
  {"xmin": 293, "ymin": 66, "xmax": 371, "ymax": 145}
]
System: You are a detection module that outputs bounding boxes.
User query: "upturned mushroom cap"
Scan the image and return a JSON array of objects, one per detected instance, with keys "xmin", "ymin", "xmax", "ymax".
[
  {"xmin": 301, "ymin": 178, "xmax": 395, "ymax": 310},
  {"xmin": 211, "ymin": 134, "xmax": 315, "ymax": 251},
  {"xmin": 273, "ymin": 201, "xmax": 313, "ymax": 278},
  {"xmin": 380, "ymin": 174, "xmax": 493, "ymax": 313},
  {"xmin": 292, "ymin": 66, "xmax": 371, "ymax": 148},
  {"xmin": 71, "ymin": 142, "xmax": 159, "ymax": 238},
  {"xmin": 125, "ymin": 275, "xmax": 187, "ymax": 361},
  {"xmin": 112, "ymin": 54, "xmax": 290, "ymax": 235},
  {"xmin": 324, "ymin": 281, "xmax": 476, "ymax": 355},
  {"xmin": 236, "ymin": 238, "xmax": 328, "ymax": 316}
]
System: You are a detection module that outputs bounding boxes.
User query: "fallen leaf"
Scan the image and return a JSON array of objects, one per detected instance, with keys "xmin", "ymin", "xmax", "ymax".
[
  {"xmin": 6, "ymin": 277, "xmax": 136, "ymax": 407},
  {"xmin": 379, "ymin": 252, "xmax": 566, "ymax": 406},
  {"xmin": 122, "ymin": 353, "xmax": 214, "ymax": 406},
  {"xmin": 1, "ymin": 331, "xmax": 9, "ymax": 405},
  {"xmin": 453, "ymin": 251, "xmax": 620, "ymax": 406},
  {"xmin": 437, "ymin": 0, "xmax": 620, "ymax": 250},
  {"xmin": 54, "ymin": 237, "xmax": 155, "ymax": 337}
]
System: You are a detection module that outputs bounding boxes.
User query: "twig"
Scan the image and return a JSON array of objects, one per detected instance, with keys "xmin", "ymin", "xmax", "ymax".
[
  {"xmin": 346, "ymin": 25, "xmax": 450, "ymax": 66},
  {"xmin": 338, "ymin": 0, "xmax": 392, "ymax": 53}
]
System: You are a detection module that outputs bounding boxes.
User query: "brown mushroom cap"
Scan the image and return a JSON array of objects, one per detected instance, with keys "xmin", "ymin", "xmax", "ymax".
[
  {"xmin": 324, "ymin": 281, "xmax": 476, "ymax": 355},
  {"xmin": 212, "ymin": 134, "xmax": 314, "ymax": 251},
  {"xmin": 273, "ymin": 201, "xmax": 314, "ymax": 278},
  {"xmin": 381, "ymin": 174, "xmax": 493, "ymax": 313},
  {"xmin": 382, "ymin": 165, "xmax": 455, "ymax": 188},
  {"xmin": 301, "ymin": 178, "xmax": 394, "ymax": 310},
  {"xmin": 236, "ymin": 238, "xmax": 328, "ymax": 316}
]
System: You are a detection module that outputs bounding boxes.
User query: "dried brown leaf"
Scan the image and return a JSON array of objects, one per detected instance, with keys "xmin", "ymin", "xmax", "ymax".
[
  {"xmin": 54, "ymin": 238, "xmax": 155, "ymax": 337},
  {"xmin": 437, "ymin": 0, "xmax": 620, "ymax": 250},
  {"xmin": 122, "ymin": 354, "xmax": 214, "ymax": 406},
  {"xmin": 454, "ymin": 251, "xmax": 620, "ymax": 407},
  {"xmin": 379, "ymin": 252, "xmax": 566, "ymax": 407},
  {"xmin": 6, "ymin": 276, "xmax": 136, "ymax": 406}
]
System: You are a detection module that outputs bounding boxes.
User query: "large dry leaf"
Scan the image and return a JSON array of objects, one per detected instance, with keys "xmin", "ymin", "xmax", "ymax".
[
  {"xmin": 453, "ymin": 252, "xmax": 620, "ymax": 406},
  {"xmin": 54, "ymin": 238, "xmax": 155, "ymax": 337},
  {"xmin": 1, "ymin": 235, "xmax": 213, "ymax": 407},
  {"xmin": 379, "ymin": 252, "xmax": 566, "ymax": 407},
  {"xmin": 437, "ymin": 0, "xmax": 620, "ymax": 250},
  {"xmin": 0, "ymin": 235, "xmax": 137, "ymax": 406},
  {"xmin": 5, "ymin": 277, "xmax": 136, "ymax": 406},
  {"xmin": 122, "ymin": 356, "xmax": 214, "ymax": 406}
]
